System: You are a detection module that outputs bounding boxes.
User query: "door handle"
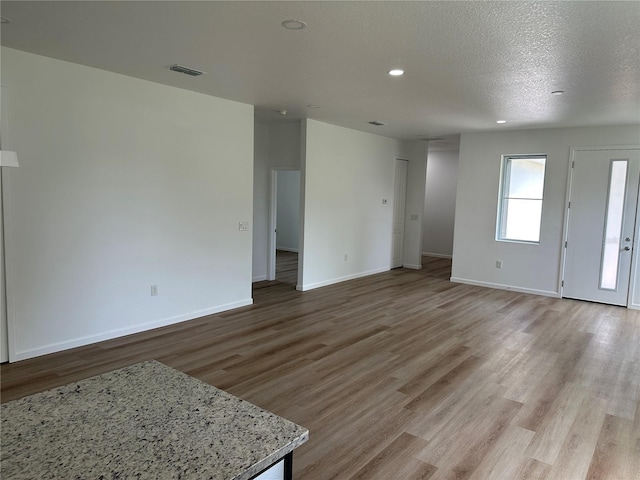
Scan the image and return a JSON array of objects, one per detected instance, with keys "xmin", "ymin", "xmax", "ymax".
[{"xmin": 624, "ymin": 246, "xmax": 631, "ymax": 251}]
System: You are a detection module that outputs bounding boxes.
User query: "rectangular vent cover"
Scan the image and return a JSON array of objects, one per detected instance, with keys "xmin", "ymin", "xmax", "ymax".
[{"xmin": 169, "ymin": 64, "xmax": 206, "ymax": 77}]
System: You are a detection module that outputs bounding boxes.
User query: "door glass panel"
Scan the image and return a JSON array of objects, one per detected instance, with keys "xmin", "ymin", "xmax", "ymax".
[{"xmin": 600, "ymin": 160, "xmax": 628, "ymax": 290}]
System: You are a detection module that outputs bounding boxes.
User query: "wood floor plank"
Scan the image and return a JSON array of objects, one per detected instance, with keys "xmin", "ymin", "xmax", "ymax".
[
  {"xmin": 513, "ymin": 331, "xmax": 593, "ymax": 432},
  {"xmin": 586, "ymin": 413, "xmax": 639, "ymax": 480},
  {"xmin": 524, "ymin": 382, "xmax": 589, "ymax": 465},
  {"xmin": 2, "ymin": 256, "xmax": 639, "ymax": 479},
  {"xmin": 403, "ymin": 355, "xmax": 485, "ymax": 413},
  {"xmin": 512, "ymin": 458, "xmax": 552, "ymax": 480},
  {"xmin": 467, "ymin": 426, "xmax": 535, "ymax": 480},
  {"xmin": 417, "ymin": 384, "xmax": 522, "ymax": 476},
  {"xmin": 348, "ymin": 432, "xmax": 436, "ymax": 480},
  {"xmin": 607, "ymin": 360, "xmax": 640, "ymax": 420},
  {"xmin": 546, "ymin": 393, "xmax": 608, "ymax": 480},
  {"xmin": 404, "ymin": 372, "xmax": 503, "ymax": 443},
  {"xmin": 500, "ymin": 351, "xmax": 559, "ymax": 404},
  {"xmin": 397, "ymin": 344, "xmax": 473, "ymax": 396}
]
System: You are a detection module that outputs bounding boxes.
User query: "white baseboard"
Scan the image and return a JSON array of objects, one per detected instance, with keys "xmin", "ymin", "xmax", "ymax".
[
  {"xmin": 298, "ymin": 267, "xmax": 389, "ymax": 291},
  {"xmin": 403, "ymin": 263, "xmax": 423, "ymax": 270},
  {"xmin": 276, "ymin": 247, "xmax": 299, "ymax": 253},
  {"xmin": 449, "ymin": 277, "xmax": 560, "ymax": 298},
  {"xmin": 13, "ymin": 299, "xmax": 254, "ymax": 362},
  {"xmin": 252, "ymin": 274, "xmax": 267, "ymax": 282},
  {"xmin": 422, "ymin": 252, "xmax": 453, "ymax": 259}
]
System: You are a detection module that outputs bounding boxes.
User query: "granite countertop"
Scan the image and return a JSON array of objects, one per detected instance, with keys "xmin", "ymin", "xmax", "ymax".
[{"xmin": 1, "ymin": 360, "xmax": 308, "ymax": 479}]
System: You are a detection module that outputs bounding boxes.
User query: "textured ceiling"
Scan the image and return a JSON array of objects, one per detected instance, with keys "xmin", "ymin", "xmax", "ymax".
[{"xmin": 1, "ymin": 1, "xmax": 639, "ymax": 141}]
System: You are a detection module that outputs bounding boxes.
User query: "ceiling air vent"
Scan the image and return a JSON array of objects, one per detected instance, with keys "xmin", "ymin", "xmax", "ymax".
[
  {"xmin": 368, "ymin": 121, "xmax": 386, "ymax": 126},
  {"xmin": 169, "ymin": 64, "xmax": 206, "ymax": 77}
]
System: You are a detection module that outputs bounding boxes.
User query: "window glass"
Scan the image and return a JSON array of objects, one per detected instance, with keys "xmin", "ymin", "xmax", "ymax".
[
  {"xmin": 600, "ymin": 160, "xmax": 628, "ymax": 290},
  {"xmin": 497, "ymin": 155, "xmax": 546, "ymax": 243}
]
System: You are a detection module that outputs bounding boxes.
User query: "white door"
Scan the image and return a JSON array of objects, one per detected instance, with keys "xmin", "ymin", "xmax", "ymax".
[
  {"xmin": 563, "ymin": 149, "xmax": 640, "ymax": 306},
  {"xmin": 392, "ymin": 159, "xmax": 408, "ymax": 269}
]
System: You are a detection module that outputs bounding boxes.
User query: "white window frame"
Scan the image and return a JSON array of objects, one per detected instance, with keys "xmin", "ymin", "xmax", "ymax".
[{"xmin": 496, "ymin": 154, "xmax": 547, "ymax": 244}]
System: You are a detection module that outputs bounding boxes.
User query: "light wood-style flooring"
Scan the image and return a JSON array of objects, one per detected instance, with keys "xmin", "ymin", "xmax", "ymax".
[{"xmin": 2, "ymin": 257, "xmax": 639, "ymax": 479}]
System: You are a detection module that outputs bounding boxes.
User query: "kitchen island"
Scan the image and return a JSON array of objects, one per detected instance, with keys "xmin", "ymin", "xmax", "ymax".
[{"xmin": 1, "ymin": 360, "xmax": 308, "ymax": 479}]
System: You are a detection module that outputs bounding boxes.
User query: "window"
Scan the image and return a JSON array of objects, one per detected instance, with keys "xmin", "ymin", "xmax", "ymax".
[{"xmin": 497, "ymin": 155, "xmax": 546, "ymax": 243}]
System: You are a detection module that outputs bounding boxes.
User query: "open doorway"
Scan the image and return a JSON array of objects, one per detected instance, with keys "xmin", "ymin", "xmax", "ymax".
[
  {"xmin": 422, "ymin": 137, "xmax": 460, "ymax": 261},
  {"xmin": 269, "ymin": 169, "xmax": 300, "ymax": 286}
]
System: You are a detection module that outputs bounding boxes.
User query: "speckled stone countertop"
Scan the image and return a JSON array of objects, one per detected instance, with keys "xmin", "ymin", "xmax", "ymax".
[{"xmin": 1, "ymin": 360, "xmax": 308, "ymax": 479}]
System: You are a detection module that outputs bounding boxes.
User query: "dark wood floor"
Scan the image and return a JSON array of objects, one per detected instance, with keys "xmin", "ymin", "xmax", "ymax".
[
  {"xmin": 276, "ymin": 249, "xmax": 298, "ymax": 285},
  {"xmin": 252, "ymin": 250, "xmax": 298, "ymax": 291},
  {"xmin": 2, "ymin": 256, "xmax": 639, "ymax": 479}
]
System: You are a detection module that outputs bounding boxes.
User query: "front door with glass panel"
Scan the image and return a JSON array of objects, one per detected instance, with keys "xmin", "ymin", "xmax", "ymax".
[{"xmin": 563, "ymin": 149, "xmax": 640, "ymax": 306}]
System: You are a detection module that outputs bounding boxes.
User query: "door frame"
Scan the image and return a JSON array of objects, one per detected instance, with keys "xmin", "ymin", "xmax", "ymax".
[
  {"xmin": 1, "ymin": 84, "xmax": 18, "ymax": 363},
  {"xmin": 560, "ymin": 145, "xmax": 640, "ymax": 308}
]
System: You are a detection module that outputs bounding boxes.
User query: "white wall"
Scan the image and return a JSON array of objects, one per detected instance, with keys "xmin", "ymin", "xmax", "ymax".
[
  {"xmin": 269, "ymin": 122, "xmax": 301, "ymax": 169},
  {"xmin": 422, "ymin": 149, "xmax": 459, "ymax": 257},
  {"xmin": 2, "ymin": 48, "xmax": 254, "ymax": 361},
  {"xmin": 276, "ymin": 170, "xmax": 300, "ymax": 252},
  {"xmin": 452, "ymin": 125, "xmax": 640, "ymax": 297},
  {"xmin": 252, "ymin": 121, "xmax": 270, "ymax": 281},
  {"xmin": 299, "ymin": 119, "xmax": 426, "ymax": 290}
]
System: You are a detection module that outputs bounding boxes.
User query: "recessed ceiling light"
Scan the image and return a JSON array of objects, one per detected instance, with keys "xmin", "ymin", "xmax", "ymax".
[
  {"xmin": 281, "ymin": 20, "xmax": 307, "ymax": 30},
  {"xmin": 275, "ymin": 110, "xmax": 288, "ymax": 116},
  {"xmin": 551, "ymin": 90, "xmax": 565, "ymax": 95},
  {"xmin": 496, "ymin": 120, "xmax": 507, "ymax": 124},
  {"xmin": 306, "ymin": 104, "xmax": 320, "ymax": 109},
  {"xmin": 388, "ymin": 69, "xmax": 404, "ymax": 76}
]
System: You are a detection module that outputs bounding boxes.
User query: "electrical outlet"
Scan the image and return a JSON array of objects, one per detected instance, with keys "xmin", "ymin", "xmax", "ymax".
[
  {"xmin": 382, "ymin": 199, "xmax": 388, "ymax": 205},
  {"xmin": 151, "ymin": 285, "xmax": 159, "ymax": 296},
  {"xmin": 495, "ymin": 260, "xmax": 503, "ymax": 269},
  {"xmin": 344, "ymin": 254, "xmax": 348, "ymax": 261}
]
